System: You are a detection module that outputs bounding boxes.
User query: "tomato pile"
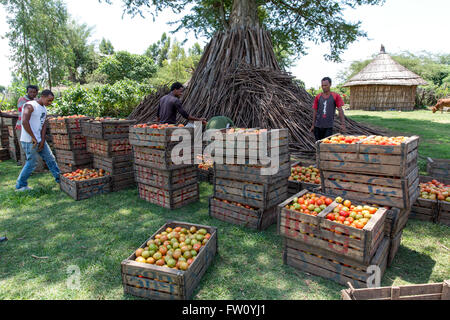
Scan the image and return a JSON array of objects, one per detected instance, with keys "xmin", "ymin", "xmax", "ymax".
[
  {"xmin": 289, "ymin": 165, "xmax": 321, "ymax": 185},
  {"xmin": 55, "ymin": 115, "xmax": 88, "ymax": 120},
  {"xmin": 361, "ymin": 136, "xmax": 407, "ymax": 146},
  {"xmin": 420, "ymin": 179, "xmax": 450, "ymax": 201},
  {"xmin": 88, "ymin": 117, "xmax": 127, "ymax": 122},
  {"xmin": 321, "ymin": 135, "xmax": 367, "ymax": 144},
  {"xmin": 62, "ymin": 168, "xmax": 108, "ymax": 181},
  {"xmin": 225, "ymin": 128, "xmax": 267, "ymax": 135},
  {"xmin": 215, "ymin": 198, "xmax": 256, "ymax": 210},
  {"xmin": 325, "ymin": 197, "xmax": 378, "ymax": 229},
  {"xmin": 134, "ymin": 226, "xmax": 211, "ymax": 270},
  {"xmin": 321, "ymin": 135, "xmax": 408, "ymax": 146},
  {"xmin": 1, "ymin": 109, "xmax": 17, "ymax": 114},
  {"xmin": 134, "ymin": 123, "xmax": 185, "ymax": 129},
  {"xmin": 285, "ymin": 193, "xmax": 333, "ymax": 216}
]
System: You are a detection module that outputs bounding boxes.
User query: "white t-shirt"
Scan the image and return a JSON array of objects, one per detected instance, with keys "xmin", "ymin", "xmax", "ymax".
[{"xmin": 20, "ymin": 100, "xmax": 47, "ymax": 143}]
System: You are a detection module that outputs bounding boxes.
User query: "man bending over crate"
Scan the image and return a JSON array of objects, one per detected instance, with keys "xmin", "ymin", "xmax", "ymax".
[
  {"xmin": 310, "ymin": 77, "xmax": 346, "ymax": 141},
  {"xmin": 15, "ymin": 90, "xmax": 60, "ymax": 192},
  {"xmin": 157, "ymin": 82, "xmax": 207, "ymax": 126}
]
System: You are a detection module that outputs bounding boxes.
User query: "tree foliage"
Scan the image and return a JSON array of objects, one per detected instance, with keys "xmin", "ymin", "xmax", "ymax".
[
  {"xmin": 99, "ymin": 38, "xmax": 115, "ymax": 55},
  {"xmin": 144, "ymin": 32, "xmax": 171, "ymax": 67},
  {"xmin": 103, "ymin": 0, "xmax": 385, "ymax": 63},
  {"xmin": 95, "ymin": 51, "xmax": 157, "ymax": 83}
]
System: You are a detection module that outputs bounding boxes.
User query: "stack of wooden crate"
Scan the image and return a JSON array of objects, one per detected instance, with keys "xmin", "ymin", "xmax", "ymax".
[
  {"xmin": 82, "ymin": 118, "xmax": 136, "ymax": 192},
  {"xmin": 316, "ymin": 134, "xmax": 420, "ymax": 267},
  {"xmin": 1, "ymin": 111, "xmax": 21, "ymax": 164},
  {"xmin": 129, "ymin": 124, "xmax": 199, "ymax": 209},
  {"xmin": 209, "ymin": 128, "xmax": 290, "ymax": 230},
  {"xmin": 49, "ymin": 116, "xmax": 92, "ymax": 173},
  {"xmin": 0, "ymin": 113, "xmax": 10, "ymax": 160},
  {"xmin": 278, "ymin": 189, "xmax": 390, "ymax": 288}
]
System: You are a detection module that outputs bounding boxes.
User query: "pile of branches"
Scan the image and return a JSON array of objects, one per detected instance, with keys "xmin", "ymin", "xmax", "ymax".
[
  {"xmin": 127, "ymin": 86, "xmax": 170, "ymax": 123},
  {"xmin": 127, "ymin": 25, "xmax": 384, "ymax": 157}
]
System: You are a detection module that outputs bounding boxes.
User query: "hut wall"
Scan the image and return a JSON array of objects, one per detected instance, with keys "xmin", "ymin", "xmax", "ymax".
[{"xmin": 349, "ymin": 85, "xmax": 416, "ymax": 111}]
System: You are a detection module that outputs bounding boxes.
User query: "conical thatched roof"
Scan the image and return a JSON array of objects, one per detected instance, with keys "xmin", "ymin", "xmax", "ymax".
[{"xmin": 343, "ymin": 45, "xmax": 427, "ymax": 87}]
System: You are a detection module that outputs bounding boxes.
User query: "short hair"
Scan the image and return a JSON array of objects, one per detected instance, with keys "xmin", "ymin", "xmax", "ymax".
[
  {"xmin": 321, "ymin": 77, "xmax": 332, "ymax": 85},
  {"xmin": 40, "ymin": 89, "xmax": 54, "ymax": 97},
  {"xmin": 27, "ymin": 85, "xmax": 39, "ymax": 91},
  {"xmin": 170, "ymin": 82, "xmax": 184, "ymax": 91}
]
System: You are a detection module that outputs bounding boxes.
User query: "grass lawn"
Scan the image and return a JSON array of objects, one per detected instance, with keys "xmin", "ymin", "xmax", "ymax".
[
  {"xmin": 346, "ymin": 109, "xmax": 450, "ymax": 173},
  {"xmin": 0, "ymin": 160, "xmax": 449, "ymax": 300}
]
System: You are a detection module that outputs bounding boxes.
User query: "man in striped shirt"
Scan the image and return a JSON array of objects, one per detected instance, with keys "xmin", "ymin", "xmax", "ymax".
[{"xmin": 16, "ymin": 85, "xmax": 39, "ymax": 131}]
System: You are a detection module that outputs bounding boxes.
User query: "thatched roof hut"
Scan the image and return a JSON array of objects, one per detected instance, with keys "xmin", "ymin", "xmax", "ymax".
[{"xmin": 343, "ymin": 45, "xmax": 427, "ymax": 111}]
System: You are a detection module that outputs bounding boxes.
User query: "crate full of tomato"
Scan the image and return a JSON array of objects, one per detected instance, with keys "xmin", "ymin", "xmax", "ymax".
[
  {"xmin": 121, "ymin": 221, "xmax": 217, "ymax": 300},
  {"xmin": 60, "ymin": 168, "xmax": 111, "ymax": 201},
  {"xmin": 81, "ymin": 117, "xmax": 135, "ymax": 140},
  {"xmin": 277, "ymin": 189, "xmax": 387, "ymax": 264}
]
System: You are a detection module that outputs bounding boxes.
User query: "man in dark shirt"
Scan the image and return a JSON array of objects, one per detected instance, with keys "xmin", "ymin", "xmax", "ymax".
[
  {"xmin": 309, "ymin": 77, "xmax": 346, "ymax": 141},
  {"xmin": 157, "ymin": 82, "xmax": 206, "ymax": 125}
]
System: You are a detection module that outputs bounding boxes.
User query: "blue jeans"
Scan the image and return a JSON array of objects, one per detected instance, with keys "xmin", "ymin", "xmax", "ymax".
[{"xmin": 16, "ymin": 141, "xmax": 60, "ymax": 189}]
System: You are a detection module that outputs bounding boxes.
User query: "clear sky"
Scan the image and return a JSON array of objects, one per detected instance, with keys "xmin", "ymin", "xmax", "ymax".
[{"xmin": 0, "ymin": 0, "xmax": 449, "ymax": 89}]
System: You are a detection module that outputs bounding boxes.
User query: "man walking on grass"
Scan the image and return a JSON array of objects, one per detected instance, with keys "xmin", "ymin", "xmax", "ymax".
[
  {"xmin": 15, "ymin": 90, "xmax": 60, "ymax": 192},
  {"xmin": 310, "ymin": 77, "xmax": 346, "ymax": 141}
]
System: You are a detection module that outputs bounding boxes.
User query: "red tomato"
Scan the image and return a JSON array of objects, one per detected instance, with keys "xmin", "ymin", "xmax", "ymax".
[
  {"xmin": 325, "ymin": 198, "xmax": 333, "ymax": 206},
  {"xmin": 337, "ymin": 216, "xmax": 346, "ymax": 222},
  {"xmin": 327, "ymin": 213, "xmax": 335, "ymax": 221}
]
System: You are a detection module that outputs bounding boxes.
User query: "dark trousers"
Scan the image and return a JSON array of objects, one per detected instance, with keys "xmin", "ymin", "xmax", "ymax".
[{"xmin": 314, "ymin": 127, "xmax": 333, "ymax": 141}]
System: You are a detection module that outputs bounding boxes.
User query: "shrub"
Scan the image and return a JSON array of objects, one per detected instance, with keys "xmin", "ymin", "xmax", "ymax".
[{"xmin": 49, "ymin": 80, "xmax": 153, "ymax": 117}]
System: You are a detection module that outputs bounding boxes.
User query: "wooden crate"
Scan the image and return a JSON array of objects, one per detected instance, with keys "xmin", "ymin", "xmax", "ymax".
[
  {"xmin": 133, "ymin": 145, "xmax": 193, "ymax": 171},
  {"xmin": 129, "ymin": 125, "xmax": 194, "ymax": 149},
  {"xmin": 410, "ymin": 175, "xmax": 442, "ymax": 223},
  {"xmin": 53, "ymin": 133, "xmax": 87, "ymax": 150},
  {"xmin": 427, "ymin": 157, "xmax": 450, "ymax": 181},
  {"xmin": 48, "ymin": 117, "xmax": 90, "ymax": 134},
  {"xmin": 288, "ymin": 160, "xmax": 321, "ymax": 196},
  {"xmin": 214, "ymin": 152, "xmax": 291, "ymax": 185},
  {"xmin": 60, "ymin": 174, "xmax": 111, "ymax": 201},
  {"xmin": 437, "ymin": 201, "xmax": 450, "ymax": 227},
  {"xmin": 86, "ymin": 137, "xmax": 132, "ymax": 157},
  {"xmin": 214, "ymin": 128, "xmax": 289, "ymax": 150},
  {"xmin": 1, "ymin": 113, "xmax": 19, "ymax": 127},
  {"xmin": 0, "ymin": 147, "xmax": 10, "ymax": 160},
  {"xmin": 387, "ymin": 230, "xmax": 403, "ymax": 267},
  {"xmin": 321, "ymin": 166, "xmax": 420, "ymax": 209},
  {"xmin": 316, "ymin": 135, "xmax": 419, "ymax": 178},
  {"xmin": 81, "ymin": 119, "xmax": 135, "ymax": 139},
  {"xmin": 278, "ymin": 189, "xmax": 387, "ymax": 264},
  {"xmin": 55, "ymin": 149, "xmax": 92, "ymax": 166},
  {"xmin": 209, "ymin": 197, "xmax": 278, "ymax": 230},
  {"xmin": 214, "ymin": 175, "xmax": 288, "ymax": 210},
  {"xmin": 111, "ymin": 172, "xmax": 135, "ymax": 192},
  {"xmin": 283, "ymin": 236, "xmax": 390, "ymax": 289},
  {"xmin": 135, "ymin": 164, "xmax": 197, "ymax": 191},
  {"xmin": 121, "ymin": 220, "xmax": 217, "ymax": 300},
  {"xmin": 384, "ymin": 208, "xmax": 410, "ymax": 237},
  {"xmin": 93, "ymin": 154, "xmax": 133, "ymax": 175},
  {"xmin": 341, "ymin": 280, "xmax": 450, "ymax": 300},
  {"xmin": 137, "ymin": 183, "xmax": 199, "ymax": 210}
]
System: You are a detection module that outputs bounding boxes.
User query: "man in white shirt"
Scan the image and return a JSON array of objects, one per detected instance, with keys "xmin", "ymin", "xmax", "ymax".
[{"xmin": 15, "ymin": 90, "xmax": 60, "ymax": 192}]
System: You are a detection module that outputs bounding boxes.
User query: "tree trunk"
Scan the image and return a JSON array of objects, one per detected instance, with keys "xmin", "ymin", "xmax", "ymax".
[
  {"xmin": 20, "ymin": 2, "xmax": 31, "ymax": 84},
  {"xmin": 229, "ymin": 0, "xmax": 259, "ymax": 28}
]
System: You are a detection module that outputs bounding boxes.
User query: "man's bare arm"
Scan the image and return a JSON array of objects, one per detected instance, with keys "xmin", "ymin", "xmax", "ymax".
[{"xmin": 22, "ymin": 104, "xmax": 38, "ymax": 144}]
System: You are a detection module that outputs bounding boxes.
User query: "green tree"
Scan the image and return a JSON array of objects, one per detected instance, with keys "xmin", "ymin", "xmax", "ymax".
[
  {"xmin": 96, "ymin": 51, "xmax": 157, "ymax": 84},
  {"xmin": 1, "ymin": 0, "xmax": 39, "ymax": 84},
  {"xmin": 145, "ymin": 32, "xmax": 171, "ymax": 68},
  {"xmin": 105, "ymin": 0, "xmax": 385, "ymax": 63},
  {"xmin": 2, "ymin": 0, "xmax": 71, "ymax": 89},
  {"xmin": 99, "ymin": 38, "xmax": 115, "ymax": 55},
  {"xmin": 65, "ymin": 20, "xmax": 99, "ymax": 84}
]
